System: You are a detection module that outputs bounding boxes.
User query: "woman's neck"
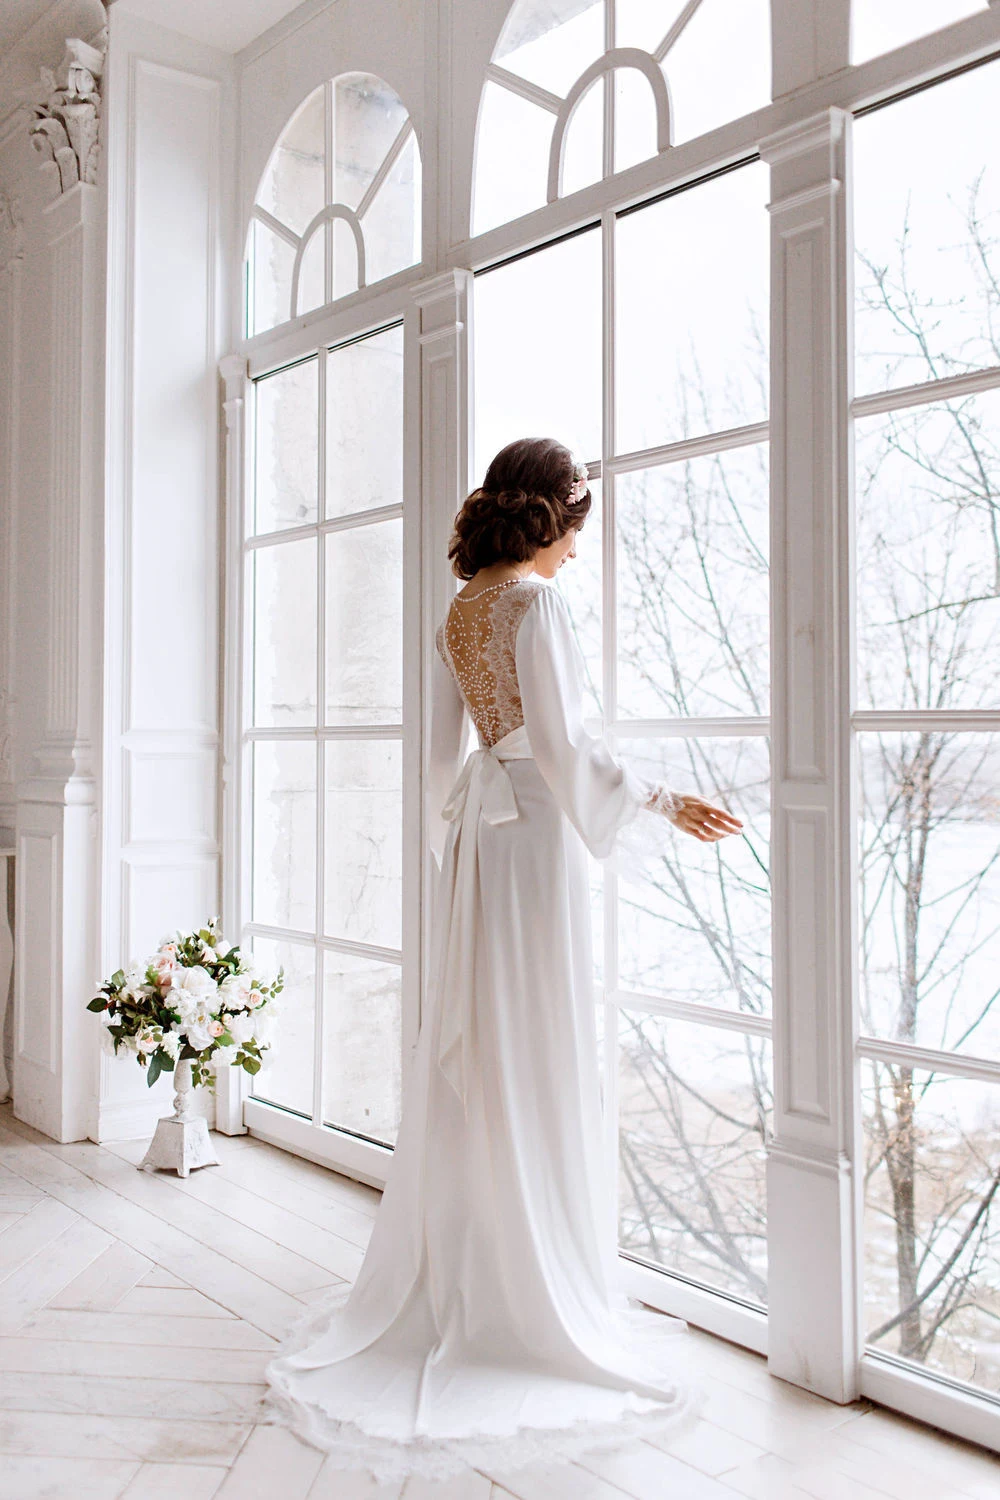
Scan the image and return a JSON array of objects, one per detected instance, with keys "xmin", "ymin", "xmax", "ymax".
[{"xmin": 460, "ymin": 560, "xmax": 534, "ymax": 594}]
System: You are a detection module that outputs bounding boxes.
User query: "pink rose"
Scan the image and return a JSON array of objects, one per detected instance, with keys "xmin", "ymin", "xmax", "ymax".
[
  {"xmin": 209, "ymin": 1019, "xmax": 224, "ymax": 1037},
  {"xmin": 151, "ymin": 955, "xmax": 177, "ymax": 990}
]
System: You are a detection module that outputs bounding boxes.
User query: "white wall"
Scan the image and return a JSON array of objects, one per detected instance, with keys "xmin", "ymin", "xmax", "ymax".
[{"xmin": 98, "ymin": 6, "xmax": 237, "ymax": 1139}]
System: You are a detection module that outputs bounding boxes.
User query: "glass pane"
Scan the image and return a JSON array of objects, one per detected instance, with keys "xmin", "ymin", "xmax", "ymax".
[
  {"xmin": 856, "ymin": 396, "xmax": 1000, "ymax": 713},
  {"xmin": 616, "ymin": 163, "xmax": 768, "ymax": 452},
  {"xmin": 325, "ymin": 520, "xmax": 403, "ymax": 725},
  {"xmin": 615, "ymin": 0, "xmax": 688, "ymax": 53},
  {"xmin": 561, "ymin": 77, "xmax": 603, "ymax": 198},
  {"xmin": 252, "ymin": 538, "xmax": 317, "ymax": 728},
  {"xmin": 617, "ymin": 446, "xmax": 769, "ymax": 718},
  {"xmin": 332, "ymin": 216, "xmax": 362, "ymax": 301},
  {"xmin": 249, "ymin": 937, "xmax": 315, "ymax": 1118},
  {"xmin": 252, "ymin": 741, "xmax": 316, "ymax": 932},
  {"xmin": 249, "ymin": 218, "xmax": 295, "ymax": 337},
  {"xmin": 324, "ymin": 740, "xmax": 402, "ymax": 948},
  {"xmin": 663, "ymin": 0, "xmax": 770, "ymax": 146},
  {"xmin": 332, "ymin": 74, "xmax": 409, "ymax": 213},
  {"xmin": 615, "ymin": 65, "xmax": 658, "ymax": 175},
  {"xmin": 863, "ymin": 1063, "xmax": 1000, "ymax": 1395},
  {"xmin": 254, "ymin": 359, "xmax": 318, "ymax": 535},
  {"xmin": 859, "ymin": 732, "xmax": 1000, "ymax": 1059},
  {"xmin": 474, "ymin": 228, "xmax": 602, "ymax": 479},
  {"xmin": 619, "ymin": 1010, "xmax": 771, "ymax": 1304},
  {"xmin": 854, "ymin": 60, "xmax": 1000, "ymax": 395},
  {"xmin": 323, "ymin": 951, "xmax": 402, "ymax": 1146},
  {"xmin": 361, "ymin": 130, "xmax": 421, "ymax": 285},
  {"xmin": 472, "ymin": 82, "xmax": 553, "ymax": 236},
  {"xmin": 853, "ymin": 1, "xmax": 985, "ymax": 65},
  {"xmin": 326, "ymin": 326, "xmax": 404, "ymax": 519},
  {"xmin": 616, "ymin": 737, "xmax": 771, "ymax": 1016},
  {"xmin": 494, "ymin": 0, "xmax": 605, "ymax": 96},
  {"xmin": 555, "ymin": 477, "xmax": 603, "ymax": 718},
  {"xmin": 255, "ymin": 85, "xmax": 326, "ymax": 236},
  {"xmin": 295, "ymin": 227, "xmax": 325, "ymax": 317}
]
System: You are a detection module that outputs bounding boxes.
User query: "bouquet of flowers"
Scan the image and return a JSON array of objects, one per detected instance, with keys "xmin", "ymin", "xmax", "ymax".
[{"xmin": 88, "ymin": 918, "xmax": 282, "ymax": 1090}]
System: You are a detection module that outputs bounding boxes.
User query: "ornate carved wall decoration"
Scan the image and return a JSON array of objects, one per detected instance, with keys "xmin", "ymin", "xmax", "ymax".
[{"xmin": 29, "ymin": 29, "xmax": 107, "ymax": 194}]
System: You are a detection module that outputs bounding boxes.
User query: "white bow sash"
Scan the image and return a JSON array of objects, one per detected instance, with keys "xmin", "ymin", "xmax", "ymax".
[{"xmin": 436, "ymin": 724, "xmax": 533, "ymax": 1108}]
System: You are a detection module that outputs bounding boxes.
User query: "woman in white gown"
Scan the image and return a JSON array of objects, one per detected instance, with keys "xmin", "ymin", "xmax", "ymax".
[{"xmin": 264, "ymin": 437, "xmax": 743, "ymax": 1482}]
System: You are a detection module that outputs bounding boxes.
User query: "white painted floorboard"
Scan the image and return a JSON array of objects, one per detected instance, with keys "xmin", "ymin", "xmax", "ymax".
[{"xmin": 1, "ymin": 1102, "xmax": 998, "ymax": 1500}]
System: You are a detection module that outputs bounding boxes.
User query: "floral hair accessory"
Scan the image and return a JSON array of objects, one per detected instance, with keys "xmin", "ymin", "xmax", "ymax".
[{"xmin": 566, "ymin": 462, "xmax": 589, "ymax": 506}]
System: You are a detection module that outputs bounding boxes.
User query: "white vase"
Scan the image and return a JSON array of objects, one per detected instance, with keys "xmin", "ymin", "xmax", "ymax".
[{"xmin": 139, "ymin": 1056, "xmax": 220, "ymax": 1176}]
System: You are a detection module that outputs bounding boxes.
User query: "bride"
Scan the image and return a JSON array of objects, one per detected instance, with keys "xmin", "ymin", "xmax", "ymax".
[{"xmin": 264, "ymin": 436, "xmax": 743, "ymax": 1481}]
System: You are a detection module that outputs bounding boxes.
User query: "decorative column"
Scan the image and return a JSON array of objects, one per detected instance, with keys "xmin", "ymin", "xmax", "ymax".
[
  {"xmin": 412, "ymin": 269, "xmax": 472, "ymax": 1052},
  {"xmin": 0, "ymin": 190, "xmax": 24, "ymax": 1104},
  {"xmin": 759, "ymin": 109, "xmax": 860, "ymax": 1403},
  {"xmin": 14, "ymin": 31, "xmax": 107, "ymax": 1142}
]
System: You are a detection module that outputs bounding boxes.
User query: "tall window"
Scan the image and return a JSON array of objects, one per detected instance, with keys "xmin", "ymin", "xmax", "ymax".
[
  {"xmin": 475, "ymin": 154, "xmax": 771, "ymax": 1310},
  {"xmin": 853, "ymin": 59, "xmax": 1000, "ymax": 1399},
  {"xmin": 473, "ymin": 0, "xmax": 770, "ymax": 233},
  {"xmin": 240, "ymin": 74, "xmax": 420, "ymax": 1168},
  {"xmin": 246, "ymin": 327, "xmax": 406, "ymax": 1150},
  {"xmin": 246, "ymin": 73, "xmax": 421, "ymax": 336}
]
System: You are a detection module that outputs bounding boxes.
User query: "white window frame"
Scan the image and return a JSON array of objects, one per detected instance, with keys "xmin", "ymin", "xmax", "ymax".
[{"xmin": 223, "ymin": 273, "xmax": 426, "ymax": 1187}]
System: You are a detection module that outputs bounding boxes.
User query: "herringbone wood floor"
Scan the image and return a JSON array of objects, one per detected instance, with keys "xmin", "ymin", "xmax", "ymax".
[{"xmin": 1, "ymin": 1101, "xmax": 998, "ymax": 1500}]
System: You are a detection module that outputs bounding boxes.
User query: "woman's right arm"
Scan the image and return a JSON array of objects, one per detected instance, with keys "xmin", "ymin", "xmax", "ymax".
[{"xmin": 516, "ymin": 588, "xmax": 741, "ymax": 854}]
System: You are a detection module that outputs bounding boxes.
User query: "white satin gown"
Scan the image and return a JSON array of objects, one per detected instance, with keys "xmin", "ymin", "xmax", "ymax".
[{"xmin": 264, "ymin": 578, "xmax": 704, "ymax": 1481}]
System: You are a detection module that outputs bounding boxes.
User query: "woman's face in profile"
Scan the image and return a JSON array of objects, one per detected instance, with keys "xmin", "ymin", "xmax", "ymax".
[{"xmin": 531, "ymin": 526, "xmax": 579, "ymax": 580}]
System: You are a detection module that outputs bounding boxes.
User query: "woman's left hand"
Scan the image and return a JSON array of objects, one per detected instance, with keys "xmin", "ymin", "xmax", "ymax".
[{"xmin": 673, "ymin": 795, "xmax": 743, "ymax": 843}]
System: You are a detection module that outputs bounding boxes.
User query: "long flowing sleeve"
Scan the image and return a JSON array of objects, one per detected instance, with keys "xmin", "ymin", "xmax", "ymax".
[
  {"xmin": 515, "ymin": 586, "xmax": 679, "ymax": 860},
  {"xmin": 426, "ymin": 638, "xmax": 469, "ymax": 869}
]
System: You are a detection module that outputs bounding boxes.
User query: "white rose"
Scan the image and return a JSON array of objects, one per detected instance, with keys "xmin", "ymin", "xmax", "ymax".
[
  {"xmin": 173, "ymin": 966, "xmax": 217, "ymax": 1000},
  {"xmin": 219, "ymin": 974, "xmax": 252, "ymax": 1008},
  {"xmin": 210, "ymin": 1043, "xmax": 240, "ymax": 1071},
  {"xmin": 226, "ymin": 1011, "xmax": 256, "ymax": 1047},
  {"xmin": 185, "ymin": 1019, "xmax": 215, "ymax": 1052},
  {"xmin": 159, "ymin": 1030, "xmax": 181, "ymax": 1061},
  {"xmin": 135, "ymin": 1027, "xmax": 160, "ymax": 1056},
  {"xmin": 167, "ymin": 988, "xmax": 199, "ymax": 1025}
]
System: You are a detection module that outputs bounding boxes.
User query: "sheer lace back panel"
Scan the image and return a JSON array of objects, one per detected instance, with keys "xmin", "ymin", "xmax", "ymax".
[{"xmin": 436, "ymin": 578, "xmax": 544, "ymax": 746}]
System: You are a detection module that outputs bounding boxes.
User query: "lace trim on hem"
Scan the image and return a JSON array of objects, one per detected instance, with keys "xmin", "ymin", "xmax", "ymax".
[{"xmin": 260, "ymin": 1377, "xmax": 708, "ymax": 1483}]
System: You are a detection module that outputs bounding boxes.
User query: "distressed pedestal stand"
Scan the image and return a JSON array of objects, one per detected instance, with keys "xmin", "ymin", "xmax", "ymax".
[{"xmin": 139, "ymin": 1057, "xmax": 219, "ymax": 1176}]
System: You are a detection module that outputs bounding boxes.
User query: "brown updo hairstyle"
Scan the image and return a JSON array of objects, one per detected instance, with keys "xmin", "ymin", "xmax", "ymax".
[{"xmin": 448, "ymin": 437, "xmax": 592, "ymax": 581}]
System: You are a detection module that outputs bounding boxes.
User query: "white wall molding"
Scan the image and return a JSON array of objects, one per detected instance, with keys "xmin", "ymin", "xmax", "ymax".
[
  {"xmin": 0, "ymin": 188, "xmax": 24, "ymax": 817},
  {"xmin": 95, "ymin": 5, "xmax": 236, "ymax": 1142},
  {"xmin": 760, "ymin": 106, "xmax": 859, "ymax": 1405}
]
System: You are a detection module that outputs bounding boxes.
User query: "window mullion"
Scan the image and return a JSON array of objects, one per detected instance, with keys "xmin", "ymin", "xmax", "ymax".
[
  {"xmin": 600, "ymin": 203, "xmax": 620, "ymax": 1187},
  {"xmin": 759, "ymin": 107, "xmax": 860, "ymax": 1404},
  {"xmin": 313, "ymin": 351, "xmax": 327, "ymax": 1128}
]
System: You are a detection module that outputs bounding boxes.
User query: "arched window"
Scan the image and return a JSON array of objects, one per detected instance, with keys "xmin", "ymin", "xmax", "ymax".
[
  {"xmin": 852, "ymin": 0, "xmax": 989, "ymax": 65},
  {"xmin": 473, "ymin": 0, "xmax": 770, "ymax": 234},
  {"xmin": 246, "ymin": 73, "xmax": 421, "ymax": 336}
]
